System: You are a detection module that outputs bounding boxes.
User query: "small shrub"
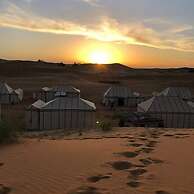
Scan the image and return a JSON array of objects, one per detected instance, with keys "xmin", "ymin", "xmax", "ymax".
[
  {"xmin": 99, "ymin": 121, "xmax": 112, "ymax": 132},
  {"xmin": 78, "ymin": 130, "xmax": 83, "ymax": 136},
  {"xmin": 112, "ymin": 112, "xmax": 128, "ymax": 120},
  {"xmin": 119, "ymin": 119, "xmax": 125, "ymax": 127},
  {"xmin": 0, "ymin": 185, "xmax": 11, "ymax": 194},
  {"xmin": 0, "ymin": 120, "xmax": 18, "ymax": 144}
]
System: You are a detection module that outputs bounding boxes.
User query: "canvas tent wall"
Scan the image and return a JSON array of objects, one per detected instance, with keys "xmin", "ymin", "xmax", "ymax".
[
  {"xmin": 138, "ymin": 96, "xmax": 194, "ymax": 128},
  {"xmin": 25, "ymin": 100, "xmax": 46, "ymax": 130},
  {"xmin": 159, "ymin": 87, "xmax": 193, "ymax": 100},
  {"xmin": 40, "ymin": 85, "xmax": 80, "ymax": 102},
  {"xmin": 26, "ymin": 97, "xmax": 96, "ymax": 130},
  {"xmin": 0, "ymin": 82, "xmax": 23, "ymax": 104},
  {"xmin": 103, "ymin": 86, "xmax": 145, "ymax": 107}
]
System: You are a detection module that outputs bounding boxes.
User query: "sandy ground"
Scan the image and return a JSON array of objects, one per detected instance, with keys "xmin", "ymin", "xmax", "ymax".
[{"xmin": 0, "ymin": 128, "xmax": 194, "ymax": 194}]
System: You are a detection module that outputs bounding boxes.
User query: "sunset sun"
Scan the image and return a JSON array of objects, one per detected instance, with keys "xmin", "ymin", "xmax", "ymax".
[
  {"xmin": 78, "ymin": 44, "xmax": 123, "ymax": 64},
  {"xmin": 89, "ymin": 51, "xmax": 110, "ymax": 64}
]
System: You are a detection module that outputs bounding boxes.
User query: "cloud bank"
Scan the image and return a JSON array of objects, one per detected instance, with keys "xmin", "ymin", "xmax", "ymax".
[{"xmin": 0, "ymin": 1, "xmax": 194, "ymax": 52}]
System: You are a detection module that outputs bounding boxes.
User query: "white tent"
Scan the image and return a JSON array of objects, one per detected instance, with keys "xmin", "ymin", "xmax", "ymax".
[
  {"xmin": 159, "ymin": 87, "xmax": 193, "ymax": 100},
  {"xmin": 40, "ymin": 85, "xmax": 80, "ymax": 102},
  {"xmin": 0, "ymin": 82, "xmax": 23, "ymax": 104},
  {"xmin": 138, "ymin": 96, "xmax": 194, "ymax": 128},
  {"xmin": 103, "ymin": 86, "xmax": 145, "ymax": 107},
  {"xmin": 26, "ymin": 97, "xmax": 96, "ymax": 130}
]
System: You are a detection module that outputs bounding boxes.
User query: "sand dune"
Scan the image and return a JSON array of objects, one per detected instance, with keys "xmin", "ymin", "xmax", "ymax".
[{"xmin": 0, "ymin": 128, "xmax": 194, "ymax": 194}]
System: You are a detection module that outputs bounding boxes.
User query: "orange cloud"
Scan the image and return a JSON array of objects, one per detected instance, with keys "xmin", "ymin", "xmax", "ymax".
[{"xmin": 0, "ymin": 3, "xmax": 194, "ymax": 53}]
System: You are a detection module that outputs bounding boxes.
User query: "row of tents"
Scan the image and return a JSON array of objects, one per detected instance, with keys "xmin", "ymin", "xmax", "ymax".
[
  {"xmin": 0, "ymin": 83, "xmax": 96, "ymax": 130},
  {"xmin": 104, "ymin": 86, "xmax": 194, "ymax": 128},
  {"xmin": 1, "ymin": 82, "xmax": 194, "ymax": 129},
  {"xmin": 1, "ymin": 82, "xmax": 193, "ymax": 107},
  {"xmin": 26, "ymin": 85, "xmax": 194, "ymax": 130},
  {"xmin": 103, "ymin": 86, "xmax": 194, "ymax": 107}
]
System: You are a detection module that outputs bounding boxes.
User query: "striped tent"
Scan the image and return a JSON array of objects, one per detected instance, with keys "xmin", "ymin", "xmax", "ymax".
[
  {"xmin": 138, "ymin": 96, "xmax": 194, "ymax": 128},
  {"xmin": 26, "ymin": 97, "xmax": 96, "ymax": 130},
  {"xmin": 103, "ymin": 86, "xmax": 146, "ymax": 107}
]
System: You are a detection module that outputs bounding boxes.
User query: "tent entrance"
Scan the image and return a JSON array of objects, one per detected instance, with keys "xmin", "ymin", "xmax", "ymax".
[{"xmin": 118, "ymin": 98, "xmax": 125, "ymax": 106}]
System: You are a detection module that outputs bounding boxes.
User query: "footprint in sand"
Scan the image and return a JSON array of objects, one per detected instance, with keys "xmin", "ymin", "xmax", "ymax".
[
  {"xmin": 155, "ymin": 190, "xmax": 170, "ymax": 194},
  {"xmin": 150, "ymin": 133, "xmax": 160, "ymax": 139},
  {"xmin": 163, "ymin": 134, "xmax": 174, "ymax": 137},
  {"xmin": 140, "ymin": 147, "xmax": 154, "ymax": 153},
  {"xmin": 116, "ymin": 151, "xmax": 139, "ymax": 158},
  {"xmin": 0, "ymin": 163, "xmax": 4, "ymax": 167},
  {"xmin": 110, "ymin": 161, "xmax": 133, "ymax": 170},
  {"xmin": 140, "ymin": 158, "xmax": 164, "ymax": 165},
  {"xmin": 128, "ymin": 139, "xmax": 136, "ymax": 143},
  {"xmin": 0, "ymin": 184, "xmax": 11, "ymax": 194},
  {"xmin": 87, "ymin": 174, "xmax": 112, "ymax": 183},
  {"xmin": 175, "ymin": 135, "xmax": 190, "ymax": 139},
  {"xmin": 138, "ymin": 137, "xmax": 148, "ymax": 141},
  {"xmin": 146, "ymin": 140, "xmax": 158, "ymax": 148},
  {"xmin": 68, "ymin": 186, "xmax": 101, "ymax": 194},
  {"xmin": 127, "ymin": 181, "xmax": 141, "ymax": 188},
  {"xmin": 148, "ymin": 158, "xmax": 164, "ymax": 164},
  {"xmin": 129, "ymin": 143, "xmax": 143, "ymax": 147},
  {"xmin": 175, "ymin": 133, "xmax": 190, "ymax": 136},
  {"xmin": 129, "ymin": 168, "xmax": 147, "ymax": 178},
  {"xmin": 139, "ymin": 158, "xmax": 153, "ymax": 166}
]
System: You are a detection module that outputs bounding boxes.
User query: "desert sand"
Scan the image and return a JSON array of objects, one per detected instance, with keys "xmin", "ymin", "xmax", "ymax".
[{"xmin": 0, "ymin": 128, "xmax": 194, "ymax": 194}]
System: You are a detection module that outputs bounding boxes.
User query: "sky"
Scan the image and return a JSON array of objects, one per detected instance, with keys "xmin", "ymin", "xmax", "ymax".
[{"xmin": 0, "ymin": 0, "xmax": 194, "ymax": 67}]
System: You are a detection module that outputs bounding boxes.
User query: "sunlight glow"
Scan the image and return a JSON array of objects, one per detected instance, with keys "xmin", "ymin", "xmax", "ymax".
[
  {"xmin": 78, "ymin": 43, "xmax": 123, "ymax": 64},
  {"xmin": 89, "ymin": 51, "xmax": 110, "ymax": 64}
]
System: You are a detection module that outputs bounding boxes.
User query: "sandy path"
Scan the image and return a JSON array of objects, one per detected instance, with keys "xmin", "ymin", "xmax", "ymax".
[
  {"xmin": 0, "ymin": 139, "xmax": 130, "ymax": 194},
  {"xmin": 0, "ymin": 129, "xmax": 194, "ymax": 194}
]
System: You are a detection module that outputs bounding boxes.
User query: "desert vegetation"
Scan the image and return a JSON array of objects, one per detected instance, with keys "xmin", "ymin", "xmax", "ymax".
[{"xmin": 0, "ymin": 120, "xmax": 20, "ymax": 144}]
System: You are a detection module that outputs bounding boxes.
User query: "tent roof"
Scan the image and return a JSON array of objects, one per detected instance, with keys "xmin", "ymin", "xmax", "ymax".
[
  {"xmin": 30, "ymin": 100, "xmax": 46, "ymax": 109},
  {"xmin": 42, "ymin": 85, "xmax": 80, "ymax": 94},
  {"xmin": 104, "ymin": 86, "xmax": 135, "ymax": 98},
  {"xmin": 42, "ymin": 97, "xmax": 96, "ymax": 111},
  {"xmin": 0, "ymin": 82, "xmax": 14, "ymax": 94},
  {"xmin": 42, "ymin": 87, "xmax": 52, "ymax": 92},
  {"xmin": 138, "ymin": 96, "xmax": 194, "ymax": 113},
  {"xmin": 159, "ymin": 87, "xmax": 193, "ymax": 99},
  {"xmin": 188, "ymin": 101, "xmax": 194, "ymax": 108},
  {"xmin": 15, "ymin": 88, "xmax": 23, "ymax": 95}
]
